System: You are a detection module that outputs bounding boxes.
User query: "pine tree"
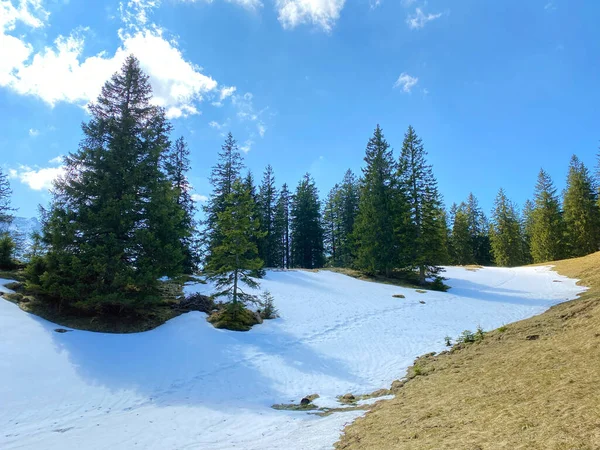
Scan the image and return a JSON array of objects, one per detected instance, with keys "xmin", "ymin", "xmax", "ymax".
[
  {"xmin": 563, "ymin": 155, "xmax": 600, "ymax": 257},
  {"xmin": 489, "ymin": 188, "xmax": 524, "ymax": 267},
  {"xmin": 204, "ymin": 132, "xmax": 244, "ymax": 265},
  {"xmin": 449, "ymin": 202, "xmax": 472, "ymax": 265},
  {"xmin": 465, "ymin": 193, "xmax": 492, "ymax": 265},
  {"xmin": 530, "ymin": 169, "xmax": 565, "ymax": 263},
  {"xmin": 353, "ymin": 125, "xmax": 399, "ymax": 276},
  {"xmin": 291, "ymin": 173, "xmax": 325, "ymax": 269},
  {"xmin": 521, "ymin": 199, "xmax": 535, "ymax": 264},
  {"xmin": 205, "ymin": 179, "xmax": 265, "ymax": 306},
  {"xmin": 32, "ymin": 55, "xmax": 186, "ymax": 311},
  {"xmin": 164, "ymin": 136, "xmax": 198, "ymax": 273},
  {"xmin": 257, "ymin": 165, "xmax": 278, "ymax": 267},
  {"xmin": 323, "ymin": 184, "xmax": 341, "ymax": 265},
  {"xmin": 398, "ymin": 125, "xmax": 446, "ymax": 284},
  {"xmin": 273, "ymin": 183, "xmax": 291, "ymax": 268},
  {"xmin": 337, "ymin": 169, "xmax": 360, "ymax": 267},
  {"xmin": 0, "ymin": 168, "xmax": 14, "ymax": 225}
]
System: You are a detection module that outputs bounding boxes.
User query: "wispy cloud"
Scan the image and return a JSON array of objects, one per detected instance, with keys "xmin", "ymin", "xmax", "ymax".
[
  {"xmin": 393, "ymin": 73, "xmax": 418, "ymax": 93},
  {"xmin": 406, "ymin": 7, "xmax": 442, "ymax": 30},
  {"xmin": 276, "ymin": 0, "xmax": 346, "ymax": 32},
  {"xmin": 544, "ymin": 2, "xmax": 557, "ymax": 11},
  {"xmin": 28, "ymin": 128, "xmax": 39, "ymax": 137}
]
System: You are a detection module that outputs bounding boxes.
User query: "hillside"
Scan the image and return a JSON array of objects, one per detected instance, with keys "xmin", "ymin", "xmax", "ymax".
[
  {"xmin": 337, "ymin": 252, "xmax": 600, "ymax": 450},
  {"xmin": 0, "ymin": 265, "xmax": 584, "ymax": 449}
]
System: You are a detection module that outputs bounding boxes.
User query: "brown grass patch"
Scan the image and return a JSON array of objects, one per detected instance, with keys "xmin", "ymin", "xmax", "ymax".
[{"xmin": 336, "ymin": 252, "xmax": 600, "ymax": 450}]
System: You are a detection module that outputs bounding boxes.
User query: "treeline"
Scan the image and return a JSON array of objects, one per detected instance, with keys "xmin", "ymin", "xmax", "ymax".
[{"xmin": 0, "ymin": 55, "xmax": 599, "ymax": 316}]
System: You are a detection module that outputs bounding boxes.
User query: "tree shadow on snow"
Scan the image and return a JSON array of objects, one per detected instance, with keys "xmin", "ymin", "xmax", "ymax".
[
  {"xmin": 35, "ymin": 311, "xmax": 363, "ymax": 412},
  {"xmin": 447, "ymin": 278, "xmax": 558, "ymax": 307}
]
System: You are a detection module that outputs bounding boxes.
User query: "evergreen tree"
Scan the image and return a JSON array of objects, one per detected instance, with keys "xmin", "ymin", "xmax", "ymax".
[
  {"xmin": 204, "ymin": 132, "xmax": 244, "ymax": 264},
  {"xmin": 164, "ymin": 136, "xmax": 198, "ymax": 273},
  {"xmin": 323, "ymin": 184, "xmax": 341, "ymax": 265},
  {"xmin": 32, "ymin": 55, "xmax": 186, "ymax": 311},
  {"xmin": 521, "ymin": 199, "xmax": 535, "ymax": 264},
  {"xmin": 205, "ymin": 179, "xmax": 265, "ymax": 305},
  {"xmin": 530, "ymin": 169, "xmax": 565, "ymax": 263},
  {"xmin": 449, "ymin": 202, "xmax": 472, "ymax": 265},
  {"xmin": 0, "ymin": 168, "xmax": 14, "ymax": 225},
  {"xmin": 273, "ymin": 183, "xmax": 291, "ymax": 268},
  {"xmin": 465, "ymin": 193, "xmax": 492, "ymax": 265},
  {"xmin": 398, "ymin": 125, "xmax": 446, "ymax": 283},
  {"xmin": 291, "ymin": 173, "xmax": 325, "ymax": 269},
  {"xmin": 563, "ymin": 155, "xmax": 600, "ymax": 257},
  {"xmin": 489, "ymin": 188, "xmax": 524, "ymax": 267},
  {"xmin": 353, "ymin": 125, "xmax": 399, "ymax": 276},
  {"xmin": 337, "ymin": 169, "xmax": 360, "ymax": 267},
  {"xmin": 257, "ymin": 165, "xmax": 278, "ymax": 267}
]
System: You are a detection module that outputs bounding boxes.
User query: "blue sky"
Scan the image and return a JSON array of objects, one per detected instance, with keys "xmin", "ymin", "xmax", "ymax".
[{"xmin": 1, "ymin": 0, "xmax": 599, "ymax": 219}]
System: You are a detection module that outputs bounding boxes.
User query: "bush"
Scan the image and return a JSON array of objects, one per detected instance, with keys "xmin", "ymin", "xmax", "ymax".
[
  {"xmin": 259, "ymin": 291, "xmax": 279, "ymax": 320},
  {"xmin": 177, "ymin": 292, "xmax": 216, "ymax": 313},
  {"xmin": 475, "ymin": 325, "xmax": 485, "ymax": 342},
  {"xmin": 444, "ymin": 336, "xmax": 452, "ymax": 346},
  {"xmin": 457, "ymin": 330, "xmax": 475, "ymax": 344},
  {"xmin": 0, "ymin": 234, "xmax": 16, "ymax": 269},
  {"xmin": 207, "ymin": 301, "xmax": 259, "ymax": 331},
  {"xmin": 429, "ymin": 276, "xmax": 449, "ymax": 292}
]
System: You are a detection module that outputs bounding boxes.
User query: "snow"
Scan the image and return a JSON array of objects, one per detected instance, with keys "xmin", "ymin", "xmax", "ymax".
[{"xmin": 0, "ymin": 266, "xmax": 585, "ymax": 449}]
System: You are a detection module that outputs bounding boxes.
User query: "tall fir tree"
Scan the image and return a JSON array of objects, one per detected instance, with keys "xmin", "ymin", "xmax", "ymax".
[
  {"xmin": 337, "ymin": 169, "xmax": 360, "ymax": 267},
  {"xmin": 205, "ymin": 179, "xmax": 265, "ymax": 306},
  {"xmin": 30, "ymin": 55, "xmax": 186, "ymax": 311},
  {"xmin": 489, "ymin": 188, "xmax": 524, "ymax": 267},
  {"xmin": 257, "ymin": 165, "xmax": 278, "ymax": 267},
  {"xmin": 398, "ymin": 125, "xmax": 446, "ymax": 283},
  {"xmin": 530, "ymin": 169, "xmax": 565, "ymax": 263},
  {"xmin": 204, "ymin": 132, "xmax": 244, "ymax": 264},
  {"xmin": 449, "ymin": 202, "xmax": 472, "ymax": 265},
  {"xmin": 164, "ymin": 136, "xmax": 198, "ymax": 273},
  {"xmin": 0, "ymin": 168, "xmax": 14, "ymax": 225},
  {"xmin": 465, "ymin": 193, "xmax": 492, "ymax": 265},
  {"xmin": 563, "ymin": 155, "xmax": 600, "ymax": 257},
  {"xmin": 323, "ymin": 184, "xmax": 341, "ymax": 265},
  {"xmin": 273, "ymin": 183, "xmax": 291, "ymax": 268},
  {"xmin": 353, "ymin": 125, "xmax": 399, "ymax": 276},
  {"xmin": 521, "ymin": 199, "xmax": 535, "ymax": 264},
  {"xmin": 291, "ymin": 173, "xmax": 325, "ymax": 269}
]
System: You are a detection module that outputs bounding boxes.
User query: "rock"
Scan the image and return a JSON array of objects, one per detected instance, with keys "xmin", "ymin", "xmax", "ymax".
[
  {"xmin": 392, "ymin": 294, "xmax": 405, "ymax": 299},
  {"xmin": 342, "ymin": 393, "xmax": 355, "ymax": 401},
  {"xmin": 526, "ymin": 334, "xmax": 540, "ymax": 341},
  {"xmin": 54, "ymin": 328, "xmax": 72, "ymax": 333},
  {"xmin": 391, "ymin": 380, "xmax": 405, "ymax": 392},
  {"xmin": 300, "ymin": 397, "xmax": 311, "ymax": 405},
  {"xmin": 253, "ymin": 311, "xmax": 263, "ymax": 324},
  {"xmin": 419, "ymin": 300, "xmax": 426, "ymax": 304}
]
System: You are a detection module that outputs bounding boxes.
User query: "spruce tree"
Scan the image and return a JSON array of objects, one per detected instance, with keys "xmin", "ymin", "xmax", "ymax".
[
  {"xmin": 398, "ymin": 125, "xmax": 446, "ymax": 283},
  {"xmin": 521, "ymin": 199, "xmax": 535, "ymax": 264},
  {"xmin": 257, "ymin": 165, "xmax": 278, "ymax": 267},
  {"xmin": 204, "ymin": 132, "xmax": 244, "ymax": 264},
  {"xmin": 563, "ymin": 155, "xmax": 600, "ymax": 257},
  {"xmin": 205, "ymin": 179, "xmax": 265, "ymax": 306},
  {"xmin": 465, "ymin": 193, "xmax": 492, "ymax": 265},
  {"xmin": 291, "ymin": 173, "xmax": 325, "ymax": 269},
  {"xmin": 530, "ymin": 169, "xmax": 565, "ymax": 263},
  {"xmin": 0, "ymin": 168, "xmax": 14, "ymax": 225},
  {"xmin": 323, "ymin": 184, "xmax": 341, "ymax": 265},
  {"xmin": 489, "ymin": 188, "xmax": 524, "ymax": 267},
  {"xmin": 273, "ymin": 183, "xmax": 291, "ymax": 268},
  {"xmin": 353, "ymin": 125, "xmax": 399, "ymax": 276},
  {"xmin": 164, "ymin": 136, "xmax": 198, "ymax": 273},
  {"xmin": 337, "ymin": 169, "xmax": 360, "ymax": 267},
  {"xmin": 449, "ymin": 202, "xmax": 472, "ymax": 265},
  {"xmin": 33, "ymin": 55, "xmax": 186, "ymax": 311}
]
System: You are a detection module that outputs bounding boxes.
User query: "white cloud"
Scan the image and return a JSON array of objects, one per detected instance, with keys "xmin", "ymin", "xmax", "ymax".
[
  {"xmin": 275, "ymin": 0, "xmax": 346, "ymax": 32},
  {"xmin": 257, "ymin": 122, "xmax": 266, "ymax": 137},
  {"xmin": 219, "ymin": 85, "xmax": 236, "ymax": 100},
  {"xmin": 9, "ymin": 164, "xmax": 65, "ymax": 191},
  {"xmin": 28, "ymin": 128, "xmax": 39, "ymax": 136},
  {"xmin": 406, "ymin": 7, "xmax": 442, "ymax": 30},
  {"xmin": 393, "ymin": 72, "xmax": 418, "ymax": 93},
  {"xmin": 208, "ymin": 120, "xmax": 222, "ymax": 129},
  {"xmin": 191, "ymin": 193, "xmax": 208, "ymax": 203},
  {"xmin": 0, "ymin": 0, "xmax": 229, "ymax": 119},
  {"xmin": 48, "ymin": 155, "xmax": 63, "ymax": 164},
  {"xmin": 239, "ymin": 139, "xmax": 253, "ymax": 153}
]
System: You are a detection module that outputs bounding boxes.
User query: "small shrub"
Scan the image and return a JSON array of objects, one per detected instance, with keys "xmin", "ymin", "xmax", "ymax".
[
  {"xmin": 259, "ymin": 291, "xmax": 279, "ymax": 320},
  {"xmin": 207, "ymin": 301, "xmax": 259, "ymax": 331},
  {"xmin": 0, "ymin": 234, "xmax": 16, "ymax": 270},
  {"xmin": 475, "ymin": 325, "xmax": 485, "ymax": 341},
  {"xmin": 497, "ymin": 325, "xmax": 508, "ymax": 333},
  {"xmin": 457, "ymin": 330, "xmax": 475, "ymax": 344},
  {"xmin": 177, "ymin": 292, "xmax": 215, "ymax": 313},
  {"xmin": 412, "ymin": 365, "xmax": 423, "ymax": 376},
  {"xmin": 444, "ymin": 336, "xmax": 452, "ymax": 346},
  {"xmin": 392, "ymin": 294, "xmax": 405, "ymax": 299},
  {"xmin": 429, "ymin": 276, "xmax": 449, "ymax": 292}
]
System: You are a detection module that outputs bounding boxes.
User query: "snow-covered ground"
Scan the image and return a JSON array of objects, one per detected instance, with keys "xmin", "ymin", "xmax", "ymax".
[{"xmin": 0, "ymin": 266, "xmax": 585, "ymax": 449}]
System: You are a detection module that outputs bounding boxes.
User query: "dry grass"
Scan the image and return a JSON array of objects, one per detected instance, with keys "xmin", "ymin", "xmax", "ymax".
[{"xmin": 336, "ymin": 252, "xmax": 600, "ymax": 450}]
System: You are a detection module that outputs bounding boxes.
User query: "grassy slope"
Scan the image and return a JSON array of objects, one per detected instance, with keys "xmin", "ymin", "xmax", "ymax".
[{"xmin": 336, "ymin": 252, "xmax": 600, "ymax": 450}]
